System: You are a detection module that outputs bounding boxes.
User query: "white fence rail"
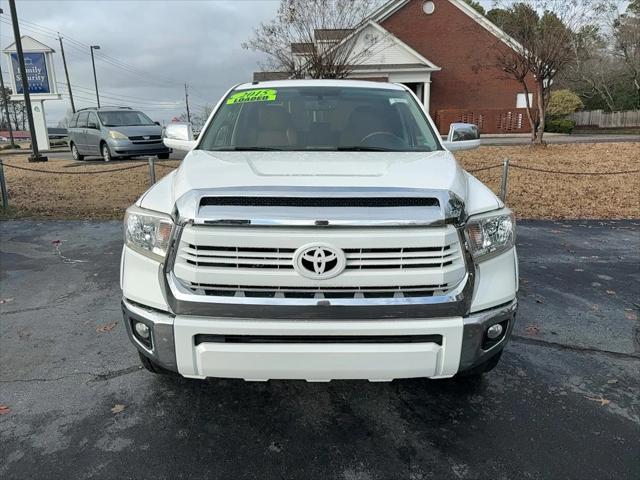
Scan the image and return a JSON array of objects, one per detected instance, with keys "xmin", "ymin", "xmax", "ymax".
[{"xmin": 571, "ymin": 110, "xmax": 640, "ymax": 128}]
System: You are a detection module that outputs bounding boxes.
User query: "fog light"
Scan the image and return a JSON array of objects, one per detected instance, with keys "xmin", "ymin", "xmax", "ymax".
[
  {"xmin": 487, "ymin": 323, "xmax": 504, "ymax": 340},
  {"xmin": 134, "ymin": 321, "xmax": 150, "ymax": 339}
]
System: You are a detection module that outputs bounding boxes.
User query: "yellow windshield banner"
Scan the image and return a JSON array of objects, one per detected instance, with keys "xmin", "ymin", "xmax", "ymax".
[{"xmin": 227, "ymin": 89, "xmax": 277, "ymax": 105}]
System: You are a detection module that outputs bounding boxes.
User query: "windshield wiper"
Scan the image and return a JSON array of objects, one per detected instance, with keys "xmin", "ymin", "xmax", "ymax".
[
  {"xmin": 212, "ymin": 146, "xmax": 284, "ymax": 151},
  {"xmin": 336, "ymin": 146, "xmax": 396, "ymax": 152}
]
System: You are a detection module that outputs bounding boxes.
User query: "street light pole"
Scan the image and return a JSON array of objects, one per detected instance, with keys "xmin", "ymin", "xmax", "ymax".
[
  {"xmin": 8, "ymin": 0, "xmax": 46, "ymax": 161},
  {"xmin": 90, "ymin": 45, "xmax": 100, "ymax": 108}
]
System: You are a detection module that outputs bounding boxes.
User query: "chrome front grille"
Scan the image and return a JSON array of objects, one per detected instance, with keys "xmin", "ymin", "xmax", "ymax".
[
  {"xmin": 180, "ymin": 244, "xmax": 459, "ymax": 271},
  {"xmin": 172, "ymin": 225, "xmax": 467, "ymax": 299}
]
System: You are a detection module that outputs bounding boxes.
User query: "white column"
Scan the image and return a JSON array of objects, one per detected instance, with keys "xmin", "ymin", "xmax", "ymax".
[
  {"xmin": 423, "ymin": 73, "xmax": 432, "ymax": 113},
  {"xmin": 31, "ymin": 100, "xmax": 50, "ymax": 151}
]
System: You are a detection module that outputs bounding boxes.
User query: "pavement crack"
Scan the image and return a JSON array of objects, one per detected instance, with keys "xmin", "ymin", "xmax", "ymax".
[
  {"xmin": 87, "ymin": 365, "xmax": 142, "ymax": 383},
  {"xmin": 511, "ymin": 335, "xmax": 640, "ymax": 360},
  {"xmin": 0, "ymin": 365, "xmax": 141, "ymax": 384}
]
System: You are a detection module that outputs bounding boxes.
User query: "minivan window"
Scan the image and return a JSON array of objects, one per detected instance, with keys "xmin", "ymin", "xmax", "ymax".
[
  {"xmin": 198, "ymin": 86, "xmax": 442, "ymax": 152},
  {"xmin": 98, "ymin": 110, "xmax": 154, "ymax": 127},
  {"xmin": 87, "ymin": 112, "xmax": 99, "ymax": 128},
  {"xmin": 69, "ymin": 114, "xmax": 78, "ymax": 128},
  {"xmin": 76, "ymin": 112, "xmax": 89, "ymax": 128}
]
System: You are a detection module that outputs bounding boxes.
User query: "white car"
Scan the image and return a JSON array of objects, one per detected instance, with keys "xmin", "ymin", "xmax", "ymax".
[{"xmin": 121, "ymin": 80, "xmax": 517, "ymax": 381}]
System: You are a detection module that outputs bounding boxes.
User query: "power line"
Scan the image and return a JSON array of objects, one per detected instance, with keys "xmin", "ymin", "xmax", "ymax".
[{"xmin": 0, "ymin": 14, "xmax": 185, "ymax": 88}]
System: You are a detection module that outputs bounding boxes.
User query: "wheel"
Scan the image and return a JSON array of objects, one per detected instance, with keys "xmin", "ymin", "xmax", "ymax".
[
  {"xmin": 71, "ymin": 143, "xmax": 84, "ymax": 161},
  {"xmin": 458, "ymin": 351, "xmax": 503, "ymax": 378},
  {"xmin": 157, "ymin": 152, "xmax": 170, "ymax": 160},
  {"xmin": 101, "ymin": 142, "xmax": 113, "ymax": 162},
  {"xmin": 138, "ymin": 352, "xmax": 173, "ymax": 375}
]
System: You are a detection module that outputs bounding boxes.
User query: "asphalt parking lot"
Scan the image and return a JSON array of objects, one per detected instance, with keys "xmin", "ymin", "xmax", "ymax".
[{"xmin": 1, "ymin": 220, "xmax": 638, "ymax": 479}]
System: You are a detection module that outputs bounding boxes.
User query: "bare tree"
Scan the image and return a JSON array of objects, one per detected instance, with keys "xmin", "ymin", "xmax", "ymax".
[
  {"xmin": 243, "ymin": 0, "xmax": 381, "ymax": 79},
  {"xmin": 610, "ymin": 1, "xmax": 640, "ymax": 108},
  {"xmin": 491, "ymin": 1, "xmax": 598, "ymax": 144}
]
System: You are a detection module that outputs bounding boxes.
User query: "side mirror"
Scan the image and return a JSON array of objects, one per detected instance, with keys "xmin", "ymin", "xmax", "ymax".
[
  {"xmin": 154, "ymin": 121, "xmax": 160, "ymax": 126},
  {"xmin": 442, "ymin": 123, "xmax": 481, "ymax": 152},
  {"xmin": 163, "ymin": 122, "xmax": 197, "ymax": 151},
  {"xmin": 87, "ymin": 122, "xmax": 98, "ymax": 129}
]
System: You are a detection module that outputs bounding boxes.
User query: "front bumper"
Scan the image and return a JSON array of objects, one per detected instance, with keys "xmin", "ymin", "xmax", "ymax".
[
  {"xmin": 108, "ymin": 138, "xmax": 170, "ymax": 156},
  {"xmin": 122, "ymin": 298, "xmax": 517, "ymax": 381}
]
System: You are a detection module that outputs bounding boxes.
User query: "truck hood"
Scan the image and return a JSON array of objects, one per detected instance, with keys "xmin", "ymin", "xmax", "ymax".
[
  {"xmin": 172, "ymin": 150, "xmax": 467, "ymax": 199},
  {"xmin": 139, "ymin": 150, "xmax": 502, "ymax": 218}
]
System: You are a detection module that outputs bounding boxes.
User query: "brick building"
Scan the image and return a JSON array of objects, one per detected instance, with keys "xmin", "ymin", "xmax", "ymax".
[{"xmin": 254, "ymin": 0, "xmax": 535, "ymax": 134}]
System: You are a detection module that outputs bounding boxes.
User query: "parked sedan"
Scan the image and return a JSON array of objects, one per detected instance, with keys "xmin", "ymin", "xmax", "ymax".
[{"xmin": 67, "ymin": 107, "xmax": 170, "ymax": 161}]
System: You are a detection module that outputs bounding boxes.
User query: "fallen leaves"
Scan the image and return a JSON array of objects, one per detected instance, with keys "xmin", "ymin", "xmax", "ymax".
[
  {"xmin": 624, "ymin": 310, "xmax": 637, "ymax": 321},
  {"xmin": 0, "ymin": 405, "xmax": 10, "ymax": 415},
  {"xmin": 525, "ymin": 324, "xmax": 540, "ymax": 335},
  {"xmin": 111, "ymin": 404, "xmax": 126, "ymax": 414},
  {"xmin": 585, "ymin": 395, "xmax": 610, "ymax": 407},
  {"xmin": 96, "ymin": 322, "xmax": 117, "ymax": 333}
]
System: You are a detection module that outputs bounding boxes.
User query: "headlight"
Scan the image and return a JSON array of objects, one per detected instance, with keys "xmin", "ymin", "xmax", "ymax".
[
  {"xmin": 124, "ymin": 206, "xmax": 174, "ymax": 261},
  {"xmin": 109, "ymin": 130, "xmax": 128, "ymax": 140},
  {"xmin": 465, "ymin": 211, "xmax": 515, "ymax": 261}
]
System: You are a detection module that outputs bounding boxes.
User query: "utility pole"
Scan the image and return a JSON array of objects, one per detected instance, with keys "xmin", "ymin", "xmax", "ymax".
[
  {"xmin": 184, "ymin": 83, "xmax": 191, "ymax": 123},
  {"xmin": 0, "ymin": 67, "xmax": 16, "ymax": 147},
  {"xmin": 90, "ymin": 45, "xmax": 101, "ymax": 107},
  {"xmin": 8, "ymin": 0, "xmax": 46, "ymax": 161},
  {"xmin": 58, "ymin": 35, "xmax": 75, "ymax": 113}
]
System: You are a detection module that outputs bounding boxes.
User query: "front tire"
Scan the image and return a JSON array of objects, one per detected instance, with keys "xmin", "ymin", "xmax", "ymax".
[
  {"xmin": 101, "ymin": 143, "xmax": 113, "ymax": 162},
  {"xmin": 71, "ymin": 143, "xmax": 84, "ymax": 161}
]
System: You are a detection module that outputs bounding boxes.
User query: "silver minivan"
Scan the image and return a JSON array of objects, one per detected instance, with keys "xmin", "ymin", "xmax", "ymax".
[{"xmin": 67, "ymin": 106, "xmax": 170, "ymax": 161}]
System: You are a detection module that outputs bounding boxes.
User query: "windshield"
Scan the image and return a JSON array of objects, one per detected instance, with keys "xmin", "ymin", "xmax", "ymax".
[
  {"xmin": 198, "ymin": 86, "xmax": 442, "ymax": 152},
  {"xmin": 98, "ymin": 110, "xmax": 155, "ymax": 127}
]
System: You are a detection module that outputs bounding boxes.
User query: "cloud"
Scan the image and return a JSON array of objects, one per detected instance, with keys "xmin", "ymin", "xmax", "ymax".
[{"xmin": 1, "ymin": 0, "xmax": 279, "ymax": 125}]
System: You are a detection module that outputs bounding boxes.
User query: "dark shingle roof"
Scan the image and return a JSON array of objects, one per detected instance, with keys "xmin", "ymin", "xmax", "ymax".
[{"xmin": 314, "ymin": 29, "xmax": 353, "ymax": 42}]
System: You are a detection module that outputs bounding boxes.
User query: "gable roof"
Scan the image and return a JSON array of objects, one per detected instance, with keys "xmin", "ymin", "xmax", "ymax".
[
  {"xmin": 370, "ymin": 0, "xmax": 523, "ymax": 51},
  {"xmin": 318, "ymin": 20, "xmax": 441, "ymax": 72},
  {"xmin": 2, "ymin": 35, "xmax": 55, "ymax": 53}
]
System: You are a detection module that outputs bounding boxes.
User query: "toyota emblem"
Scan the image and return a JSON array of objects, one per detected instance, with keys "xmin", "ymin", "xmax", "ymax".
[
  {"xmin": 143, "ymin": 135, "xmax": 150, "ymax": 140},
  {"xmin": 293, "ymin": 244, "xmax": 346, "ymax": 280}
]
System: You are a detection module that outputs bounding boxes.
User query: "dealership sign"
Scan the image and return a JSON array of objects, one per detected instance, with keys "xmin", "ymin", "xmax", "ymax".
[
  {"xmin": 2, "ymin": 36, "xmax": 61, "ymax": 150},
  {"xmin": 10, "ymin": 52, "xmax": 51, "ymax": 94},
  {"xmin": 3, "ymin": 35, "xmax": 60, "ymax": 101}
]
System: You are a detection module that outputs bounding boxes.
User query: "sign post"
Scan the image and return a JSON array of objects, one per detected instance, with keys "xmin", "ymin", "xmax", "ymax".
[{"xmin": 3, "ymin": 35, "xmax": 61, "ymax": 155}]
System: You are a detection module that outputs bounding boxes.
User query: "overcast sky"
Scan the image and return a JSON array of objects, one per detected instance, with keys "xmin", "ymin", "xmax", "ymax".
[{"xmin": 0, "ymin": 0, "xmax": 492, "ymax": 126}]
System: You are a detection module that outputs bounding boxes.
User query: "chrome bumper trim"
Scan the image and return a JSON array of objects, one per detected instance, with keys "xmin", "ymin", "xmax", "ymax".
[
  {"xmin": 459, "ymin": 300, "xmax": 518, "ymax": 371},
  {"xmin": 122, "ymin": 299, "xmax": 177, "ymax": 371}
]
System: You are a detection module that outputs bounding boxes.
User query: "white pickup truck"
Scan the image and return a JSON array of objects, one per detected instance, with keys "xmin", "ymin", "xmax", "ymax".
[{"xmin": 120, "ymin": 80, "xmax": 517, "ymax": 381}]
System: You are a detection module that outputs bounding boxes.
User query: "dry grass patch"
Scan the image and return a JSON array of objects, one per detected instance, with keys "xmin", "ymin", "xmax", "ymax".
[
  {"xmin": 0, "ymin": 156, "xmax": 178, "ymax": 219},
  {"xmin": 1, "ymin": 142, "xmax": 638, "ymax": 220},
  {"xmin": 457, "ymin": 142, "xmax": 639, "ymax": 219}
]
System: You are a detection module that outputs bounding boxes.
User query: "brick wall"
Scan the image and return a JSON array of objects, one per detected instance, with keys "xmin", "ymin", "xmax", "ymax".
[{"xmin": 382, "ymin": 0, "xmax": 537, "ymax": 132}]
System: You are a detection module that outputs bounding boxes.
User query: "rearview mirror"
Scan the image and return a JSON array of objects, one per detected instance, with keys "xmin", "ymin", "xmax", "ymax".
[
  {"xmin": 163, "ymin": 123, "xmax": 197, "ymax": 151},
  {"xmin": 442, "ymin": 123, "xmax": 481, "ymax": 152}
]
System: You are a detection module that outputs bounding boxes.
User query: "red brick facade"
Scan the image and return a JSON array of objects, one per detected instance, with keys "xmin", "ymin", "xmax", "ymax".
[{"xmin": 381, "ymin": 0, "xmax": 536, "ymax": 133}]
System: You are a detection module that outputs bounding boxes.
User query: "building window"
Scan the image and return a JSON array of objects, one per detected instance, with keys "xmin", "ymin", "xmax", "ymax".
[
  {"xmin": 423, "ymin": 1, "xmax": 435, "ymax": 15},
  {"xmin": 516, "ymin": 93, "xmax": 533, "ymax": 108}
]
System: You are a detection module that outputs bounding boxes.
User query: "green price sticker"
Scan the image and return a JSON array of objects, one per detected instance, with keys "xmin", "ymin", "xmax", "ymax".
[{"xmin": 227, "ymin": 89, "xmax": 277, "ymax": 105}]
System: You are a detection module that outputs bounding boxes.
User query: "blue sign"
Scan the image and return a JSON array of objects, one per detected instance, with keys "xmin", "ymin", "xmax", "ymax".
[{"xmin": 11, "ymin": 52, "xmax": 50, "ymax": 94}]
